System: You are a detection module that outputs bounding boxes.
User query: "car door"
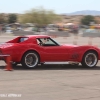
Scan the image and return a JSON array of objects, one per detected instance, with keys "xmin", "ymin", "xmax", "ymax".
[
  {"xmin": 42, "ymin": 45, "xmax": 70, "ymax": 61},
  {"xmin": 37, "ymin": 38, "xmax": 70, "ymax": 61}
]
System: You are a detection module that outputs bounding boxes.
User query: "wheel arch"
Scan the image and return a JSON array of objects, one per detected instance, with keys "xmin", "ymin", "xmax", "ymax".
[
  {"xmin": 81, "ymin": 49, "xmax": 99, "ymax": 62},
  {"xmin": 21, "ymin": 49, "xmax": 40, "ymax": 63}
]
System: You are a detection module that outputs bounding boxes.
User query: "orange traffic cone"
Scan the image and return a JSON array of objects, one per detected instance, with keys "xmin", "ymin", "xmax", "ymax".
[
  {"xmin": 74, "ymin": 35, "xmax": 78, "ymax": 39},
  {"xmin": 51, "ymin": 35, "xmax": 57, "ymax": 38},
  {"xmin": 73, "ymin": 40, "xmax": 77, "ymax": 45},
  {"xmin": 73, "ymin": 35, "xmax": 78, "ymax": 45},
  {"xmin": 94, "ymin": 44, "xmax": 98, "ymax": 47},
  {"xmin": 4, "ymin": 56, "xmax": 13, "ymax": 71},
  {"xmin": 63, "ymin": 37, "xmax": 67, "ymax": 39},
  {"xmin": 88, "ymin": 37, "xmax": 93, "ymax": 45}
]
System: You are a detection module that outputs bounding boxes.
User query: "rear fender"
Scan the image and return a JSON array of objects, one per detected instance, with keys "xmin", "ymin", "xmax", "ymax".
[{"xmin": 18, "ymin": 49, "xmax": 40, "ymax": 62}]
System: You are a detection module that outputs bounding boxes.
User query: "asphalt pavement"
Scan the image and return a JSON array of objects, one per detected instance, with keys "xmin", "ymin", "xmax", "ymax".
[
  {"xmin": 0, "ymin": 62, "xmax": 100, "ymax": 100},
  {"xmin": 0, "ymin": 34, "xmax": 100, "ymax": 100}
]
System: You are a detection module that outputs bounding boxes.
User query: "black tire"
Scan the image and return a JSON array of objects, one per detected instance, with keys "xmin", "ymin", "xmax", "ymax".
[
  {"xmin": 21, "ymin": 51, "xmax": 39, "ymax": 69},
  {"xmin": 81, "ymin": 51, "xmax": 98, "ymax": 68},
  {"xmin": 4, "ymin": 60, "xmax": 18, "ymax": 66},
  {"xmin": 72, "ymin": 63, "xmax": 79, "ymax": 66},
  {"xmin": 12, "ymin": 62, "xmax": 18, "ymax": 66},
  {"xmin": 68, "ymin": 63, "xmax": 79, "ymax": 66}
]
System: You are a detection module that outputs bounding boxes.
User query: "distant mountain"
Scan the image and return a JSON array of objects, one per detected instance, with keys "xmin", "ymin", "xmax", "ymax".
[{"xmin": 66, "ymin": 10, "xmax": 100, "ymax": 16}]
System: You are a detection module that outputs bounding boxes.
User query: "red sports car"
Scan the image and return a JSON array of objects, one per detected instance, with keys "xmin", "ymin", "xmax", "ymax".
[{"xmin": 0, "ymin": 35, "xmax": 100, "ymax": 68}]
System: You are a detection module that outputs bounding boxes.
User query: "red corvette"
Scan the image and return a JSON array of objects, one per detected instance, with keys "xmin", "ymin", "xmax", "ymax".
[{"xmin": 0, "ymin": 35, "xmax": 100, "ymax": 68}]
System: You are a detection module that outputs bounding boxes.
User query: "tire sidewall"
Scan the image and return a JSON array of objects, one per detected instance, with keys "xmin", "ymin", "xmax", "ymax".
[
  {"xmin": 82, "ymin": 51, "xmax": 98, "ymax": 68},
  {"xmin": 22, "ymin": 51, "xmax": 39, "ymax": 69}
]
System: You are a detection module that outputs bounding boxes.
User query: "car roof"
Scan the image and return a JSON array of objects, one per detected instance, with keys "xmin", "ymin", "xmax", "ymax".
[{"xmin": 24, "ymin": 35, "xmax": 50, "ymax": 38}]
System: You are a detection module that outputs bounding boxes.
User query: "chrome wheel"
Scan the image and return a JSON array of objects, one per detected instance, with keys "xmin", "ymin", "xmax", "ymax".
[
  {"xmin": 85, "ymin": 53, "xmax": 97, "ymax": 67},
  {"xmin": 82, "ymin": 51, "xmax": 98, "ymax": 68},
  {"xmin": 22, "ymin": 52, "xmax": 39, "ymax": 68}
]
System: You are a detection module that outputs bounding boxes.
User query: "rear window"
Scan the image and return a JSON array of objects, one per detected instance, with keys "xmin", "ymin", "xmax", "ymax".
[{"xmin": 19, "ymin": 37, "xmax": 28, "ymax": 42}]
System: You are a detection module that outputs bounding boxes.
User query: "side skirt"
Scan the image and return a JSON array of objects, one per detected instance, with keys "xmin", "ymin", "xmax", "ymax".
[{"xmin": 41, "ymin": 61, "xmax": 80, "ymax": 65}]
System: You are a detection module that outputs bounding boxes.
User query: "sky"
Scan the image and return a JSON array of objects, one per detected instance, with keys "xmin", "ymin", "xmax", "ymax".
[{"xmin": 0, "ymin": 0, "xmax": 100, "ymax": 14}]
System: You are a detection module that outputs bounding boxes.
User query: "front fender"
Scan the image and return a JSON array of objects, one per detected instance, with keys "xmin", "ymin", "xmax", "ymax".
[{"xmin": 77, "ymin": 46, "xmax": 100, "ymax": 62}]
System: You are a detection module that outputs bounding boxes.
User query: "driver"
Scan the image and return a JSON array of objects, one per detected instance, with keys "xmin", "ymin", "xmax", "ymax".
[
  {"xmin": 39, "ymin": 38, "xmax": 48, "ymax": 46},
  {"xmin": 43, "ymin": 38, "xmax": 47, "ymax": 44}
]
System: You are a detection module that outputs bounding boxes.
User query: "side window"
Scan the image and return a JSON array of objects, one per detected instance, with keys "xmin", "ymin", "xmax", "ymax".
[
  {"xmin": 20, "ymin": 38, "xmax": 24, "ymax": 42},
  {"xmin": 37, "ymin": 39, "xmax": 40, "ymax": 44},
  {"xmin": 44, "ymin": 38, "xmax": 53, "ymax": 44},
  {"xmin": 37, "ymin": 38, "xmax": 58, "ymax": 46},
  {"xmin": 19, "ymin": 37, "xmax": 28, "ymax": 42}
]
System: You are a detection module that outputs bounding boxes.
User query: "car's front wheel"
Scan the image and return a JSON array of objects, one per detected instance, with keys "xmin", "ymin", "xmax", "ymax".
[
  {"xmin": 81, "ymin": 51, "xmax": 98, "ymax": 68},
  {"xmin": 21, "ymin": 51, "xmax": 39, "ymax": 69}
]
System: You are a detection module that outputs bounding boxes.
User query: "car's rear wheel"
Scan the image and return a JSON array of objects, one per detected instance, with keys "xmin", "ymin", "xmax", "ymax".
[
  {"xmin": 21, "ymin": 51, "xmax": 39, "ymax": 69},
  {"xmin": 81, "ymin": 51, "xmax": 98, "ymax": 68},
  {"xmin": 4, "ymin": 60, "xmax": 18, "ymax": 66},
  {"xmin": 12, "ymin": 62, "xmax": 18, "ymax": 66}
]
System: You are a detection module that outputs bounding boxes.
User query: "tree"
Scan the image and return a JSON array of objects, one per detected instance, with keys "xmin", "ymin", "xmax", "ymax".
[
  {"xmin": 0, "ymin": 14, "xmax": 6, "ymax": 24},
  {"xmin": 8, "ymin": 14, "xmax": 17, "ymax": 23},
  {"xmin": 81, "ymin": 15, "xmax": 96, "ymax": 25},
  {"xmin": 19, "ymin": 7, "xmax": 62, "ymax": 26}
]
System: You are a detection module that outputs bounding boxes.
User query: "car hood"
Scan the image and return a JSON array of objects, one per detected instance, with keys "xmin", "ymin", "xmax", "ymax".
[
  {"xmin": 62, "ymin": 44, "xmax": 79, "ymax": 48},
  {"xmin": 0, "ymin": 43, "xmax": 14, "ymax": 48}
]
